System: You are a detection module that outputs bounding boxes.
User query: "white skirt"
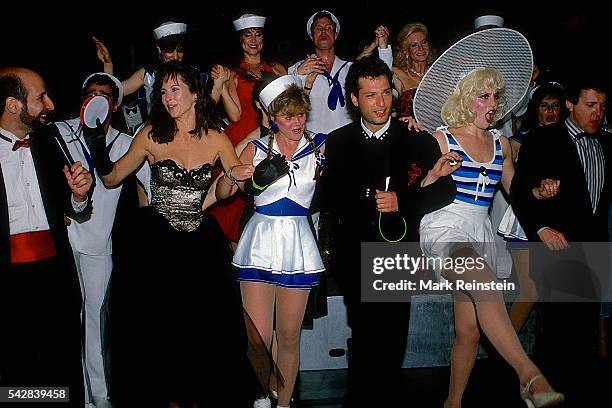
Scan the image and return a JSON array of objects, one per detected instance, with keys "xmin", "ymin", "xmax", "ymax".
[
  {"xmin": 497, "ymin": 204, "xmax": 527, "ymax": 240},
  {"xmin": 233, "ymin": 213, "xmax": 324, "ymax": 288},
  {"xmin": 420, "ymin": 202, "xmax": 503, "ymax": 280}
]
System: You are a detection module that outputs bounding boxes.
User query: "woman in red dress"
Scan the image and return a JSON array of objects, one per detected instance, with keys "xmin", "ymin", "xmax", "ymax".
[{"xmin": 209, "ymin": 13, "xmax": 287, "ymax": 246}]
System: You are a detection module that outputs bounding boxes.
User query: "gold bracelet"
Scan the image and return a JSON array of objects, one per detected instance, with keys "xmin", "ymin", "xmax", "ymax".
[
  {"xmin": 222, "ymin": 173, "xmax": 236, "ymax": 186},
  {"xmin": 228, "ymin": 166, "xmax": 237, "ymax": 183}
]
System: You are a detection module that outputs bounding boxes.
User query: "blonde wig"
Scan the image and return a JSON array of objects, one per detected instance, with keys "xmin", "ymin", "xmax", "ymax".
[{"xmin": 441, "ymin": 67, "xmax": 506, "ymax": 127}]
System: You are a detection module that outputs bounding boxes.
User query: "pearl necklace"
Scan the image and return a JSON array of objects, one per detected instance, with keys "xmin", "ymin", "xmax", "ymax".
[{"xmin": 408, "ymin": 67, "xmax": 426, "ymax": 78}]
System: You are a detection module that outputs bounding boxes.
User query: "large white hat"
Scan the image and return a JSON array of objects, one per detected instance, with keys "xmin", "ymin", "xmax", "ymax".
[
  {"xmin": 413, "ymin": 28, "xmax": 533, "ymax": 133},
  {"xmin": 306, "ymin": 10, "xmax": 340, "ymax": 37},
  {"xmin": 259, "ymin": 75, "xmax": 301, "ymax": 111},
  {"xmin": 474, "ymin": 15, "xmax": 504, "ymax": 30},
  {"xmin": 82, "ymin": 72, "xmax": 124, "ymax": 105},
  {"xmin": 232, "ymin": 13, "xmax": 266, "ymax": 31},
  {"xmin": 153, "ymin": 21, "xmax": 187, "ymax": 41}
]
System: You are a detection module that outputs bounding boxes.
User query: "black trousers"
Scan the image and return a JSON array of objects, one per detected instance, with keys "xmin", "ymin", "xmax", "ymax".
[
  {"xmin": 0, "ymin": 256, "xmax": 84, "ymax": 408},
  {"xmin": 338, "ymin": 268, "xmax": 411, "ymax": 407}
]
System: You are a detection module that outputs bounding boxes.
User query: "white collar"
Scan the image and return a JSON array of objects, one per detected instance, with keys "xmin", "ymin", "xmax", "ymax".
[
  {"xmin": 0, "ymin": 127, "xmax": 23, "ymax": 143},
  {"xmin": 360, "ymin": 117, "xmax": 391, "ymax": 139}
]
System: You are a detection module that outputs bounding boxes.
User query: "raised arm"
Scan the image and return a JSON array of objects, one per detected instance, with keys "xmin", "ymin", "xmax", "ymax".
[
  {"xmin": 93, "ymin": 36, "xmax": 114, "ymax": 74},
  {"xmin": 121, "ymin": 67, "xmax": 147, "ymax": 97},
  {"xmin": 357, "ymin": 25, "xmax": 390, "ymax": 59},
  {"xmin": 212, "ymin": 65, "xmax": 241, "ymax": 122}
]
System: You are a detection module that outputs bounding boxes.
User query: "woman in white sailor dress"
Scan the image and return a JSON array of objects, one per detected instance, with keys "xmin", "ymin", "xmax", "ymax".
[
  {"xmin": 419, "ymin": 67, "xmax": 563, "ymax": 408},
  {"xmin": 233, "ymin": 76, "xmax": 324, "ymax": 408}
]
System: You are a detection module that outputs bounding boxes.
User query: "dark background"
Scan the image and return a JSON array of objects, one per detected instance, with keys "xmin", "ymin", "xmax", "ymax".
[{"xmin": 2, "ymin": 0, "xmax": 608, "ymax": 119}]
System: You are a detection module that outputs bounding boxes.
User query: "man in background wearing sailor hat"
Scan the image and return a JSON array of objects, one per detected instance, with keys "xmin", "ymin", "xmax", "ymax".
[
  {"xmin": 51, "ymin": 72, "xmax": 147, "ymax": 408},
  {"xmin": 288, "ymin": 10, "xmax": 393, "ymax": 135}
]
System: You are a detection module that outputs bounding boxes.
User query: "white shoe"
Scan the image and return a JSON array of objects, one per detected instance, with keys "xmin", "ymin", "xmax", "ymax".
[
  {"xmin": 253, "ymin": 396, "xmax": 271, "ymax": 408},
  {"xmin": 92, "ymin": 396, "xmax": 114, "ymax": 408}
]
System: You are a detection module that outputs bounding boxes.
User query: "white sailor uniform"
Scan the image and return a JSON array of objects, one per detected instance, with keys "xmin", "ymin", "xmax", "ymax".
[
  {"xmin": 233, "ymin": 133, "xmax": 326, "ymax": 288},
  {"xmin": 55, "ymin": 118, "xmax": 146, "ymax": 403},
  {"xmin": 420, "ymin": 126, "xmax": 506, "ymax": 279},
  {"xmin": 288, "ymin": 47, "xmax": 392, "ymax": 134}
]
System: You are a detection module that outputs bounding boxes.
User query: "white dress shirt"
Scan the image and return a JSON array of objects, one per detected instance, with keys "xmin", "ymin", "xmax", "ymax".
[
  {"xmin": 289, "ymin": 46, "xmax": 393, "ymax": 134},
  {"xmin": 0, "ymin": 127, "xmax": 51, "ymax": 235}
]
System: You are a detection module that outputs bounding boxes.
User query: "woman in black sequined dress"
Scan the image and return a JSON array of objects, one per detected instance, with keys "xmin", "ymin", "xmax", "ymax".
[{"xmin": 85, "ymin": 61, "xmax": 255, "ymax": 407}]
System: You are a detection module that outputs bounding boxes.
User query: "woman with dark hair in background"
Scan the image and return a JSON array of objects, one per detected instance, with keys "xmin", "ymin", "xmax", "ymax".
[
  {"xmin": 209, "ymin": 12, "xmax": 287, "ymax": 249},
  {"xmin": 84, "ymin": 60, "xmax": 254, "ymax": 407},
  {"xmin": 94, "ymin": 20, "xmax": 228, "ymax": 116}
]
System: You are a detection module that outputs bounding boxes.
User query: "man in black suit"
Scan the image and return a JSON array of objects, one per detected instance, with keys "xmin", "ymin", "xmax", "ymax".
[
  {"xmin": 318, "ymin": 55, "xmax": 454, "ymax": 406},
  {"xmin": 0, "ymin": 67, "xmax": 93, "ymax": 407},
  {"xmin": 511, "ymin": 76, "xmax": 609, "ymax": 403}
]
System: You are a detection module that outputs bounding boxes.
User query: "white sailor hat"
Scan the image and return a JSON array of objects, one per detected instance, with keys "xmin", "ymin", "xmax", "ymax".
[
  {"xmin": 474, "ymin": 15, "xmax": 504, "ymax": 30},
  {"xmin": 259, "ymin": 75, "xmax": 301, "ymax": 111},
  {"xmin": 82, "ymin": 72, "xmax": 124, "ymax": 105},
  {"xmin": 306, "ymin": 10, "xmax": 340, "ymax": 37},
  {"xmin": 153, "ymin": 21, "xmax": 188, "ymax": 41},
  {"xmin": 232, "ymin": 14, "xmax": 266, "ymax": 31}
]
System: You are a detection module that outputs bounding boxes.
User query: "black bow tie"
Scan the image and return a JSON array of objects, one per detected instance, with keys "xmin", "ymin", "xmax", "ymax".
[{"xmin": 125, "ymin": 106, "xmax": 139, "ymax": 115}]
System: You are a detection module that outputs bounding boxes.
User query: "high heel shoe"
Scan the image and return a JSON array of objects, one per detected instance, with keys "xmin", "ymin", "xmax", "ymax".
[
  {"xmin": 253, "ymin": 396, "xmax": 271, "ymax": 408},
  {"xmin": 520, "ymin": 374, "xmax": 565, "ymax": 407}
]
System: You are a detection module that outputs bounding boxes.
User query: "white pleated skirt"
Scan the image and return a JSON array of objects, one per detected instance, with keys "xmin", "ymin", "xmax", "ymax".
[
  {"xmin": 233, "ymin": 213, "xmax": 324, "ymax": 288},
  {"xmin": 419, "ymin": 202, "xmax": 504, "ymax": 280}
]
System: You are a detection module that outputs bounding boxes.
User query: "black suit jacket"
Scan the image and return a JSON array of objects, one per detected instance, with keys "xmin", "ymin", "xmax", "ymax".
[
  {"xmin": 317, "ymin": 119, "xmax": 455, "ymax": 247},
  {"xmin": 0, "ymin": 126, "xmax": 92, "ymax": 268},
  {"xmin": 510, "ymin": 122, "xmax": 611, "ymax": 242}
]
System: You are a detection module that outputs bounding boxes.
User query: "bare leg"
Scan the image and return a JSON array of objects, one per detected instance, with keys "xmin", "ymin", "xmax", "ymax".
[
  {"xmin": 508, "ymin": 249, "xmax": 537, "ymax": 333},
  {"xmin": 447, "ymin": 248, "xmax": 555, "ymax": 396},
  {"xmin": 274, "ymin": 288, "xmax": 310, "ymax": 407},
  {"xmin": 270, "ymin": 331, "xmax": 279, "ymax": 396},
  {"xmin": 241, "ymin": 281, "xmax": 276, "ymax": 400},
  {"xmin": 445, "ymin": 291, "xmax": 480, "ymax": 408}
]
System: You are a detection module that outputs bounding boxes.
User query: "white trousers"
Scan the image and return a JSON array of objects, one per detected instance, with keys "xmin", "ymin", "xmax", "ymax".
[{"xmin": 73, "ymin": 250, "xmax": 112, "ymax": 401}]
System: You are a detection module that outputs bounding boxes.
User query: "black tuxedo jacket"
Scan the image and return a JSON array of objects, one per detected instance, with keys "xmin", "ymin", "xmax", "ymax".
[
  {"xmin": 510, "ymin": 122, "xmax": 611, "ymax": 242},
  {"xmin": 317, "ymin": 119, "xmax": 455, "ymax": 246},
  {"xmin": 0, "ymin": 126, "xmax": 91, "ymax": 268}
]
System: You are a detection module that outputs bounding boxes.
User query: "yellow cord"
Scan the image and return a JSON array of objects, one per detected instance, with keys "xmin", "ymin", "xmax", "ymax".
[
  {"xmin": 378, "ymin": 212, "xmax": 408, "ymax": 243},
  {"xmin": 252, "ymin": 177, "xmax": 266, "ymax": 190}
]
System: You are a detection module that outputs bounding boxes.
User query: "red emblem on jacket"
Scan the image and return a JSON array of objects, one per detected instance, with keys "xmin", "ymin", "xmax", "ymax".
[{"xmin": 406, "ymin": 163, "xmax": 422, "ymax": 187}]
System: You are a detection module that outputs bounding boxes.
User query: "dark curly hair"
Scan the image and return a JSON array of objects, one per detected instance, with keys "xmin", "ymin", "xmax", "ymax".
[
  {"xmin": 526, "ymin": 82, "xmax": 566, "ymax": 130},
  {"xmin": 344, "ymin": 54, "xmax": 393, "ymax": 119},
  {"xmin": 148, "ymin": 61, "xmax": 220, "ymax": 144}
]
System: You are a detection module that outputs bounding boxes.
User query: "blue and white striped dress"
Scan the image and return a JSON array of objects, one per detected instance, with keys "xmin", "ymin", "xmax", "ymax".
[
  {"xmin": 420, "ymin": 126, "xmax": 508, "ymax": 279},
  {"xmin": 233, "ymin": 133, "xmax": 326, "ymax": 288}
]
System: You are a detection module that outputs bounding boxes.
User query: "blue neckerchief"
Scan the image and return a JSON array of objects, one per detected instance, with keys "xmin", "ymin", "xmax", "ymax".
[{"xmin": 323, "ymin": 61, "xmax": 349, "ymax": 110}]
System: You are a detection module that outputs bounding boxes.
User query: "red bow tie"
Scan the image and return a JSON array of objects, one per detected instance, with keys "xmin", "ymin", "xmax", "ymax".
[{"xmin": 12, "ymin": 138, "xmax": 31, "ymax": 151}]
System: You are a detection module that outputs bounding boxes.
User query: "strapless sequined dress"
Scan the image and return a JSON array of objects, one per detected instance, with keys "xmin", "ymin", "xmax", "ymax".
[{"xmin": 111, "ymin": 159, "xmax": 252, "ymax": 406}]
